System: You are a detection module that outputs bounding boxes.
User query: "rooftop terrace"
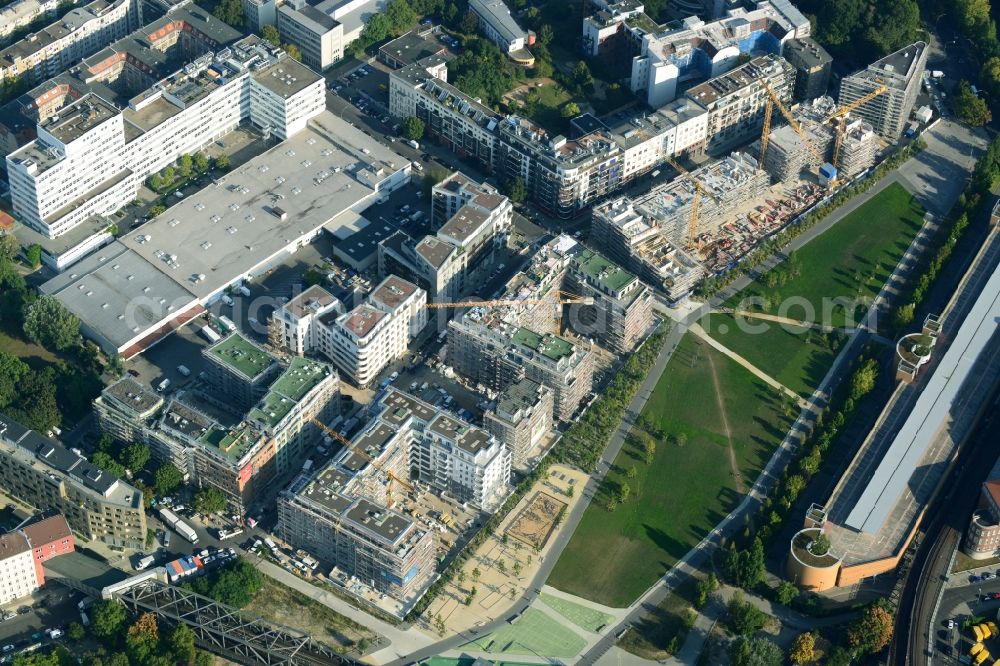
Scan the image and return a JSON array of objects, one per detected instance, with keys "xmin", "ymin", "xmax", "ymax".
[
  {"xmin": 512, "ymin": 328, "xmax": 574, "ymax": 361},
  {"xmin": 207, "ymin": 333, "xmax": 277, "ymax": 381}
]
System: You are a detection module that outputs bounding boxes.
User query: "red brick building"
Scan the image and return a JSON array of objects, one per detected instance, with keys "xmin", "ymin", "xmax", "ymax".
[{"xmin": 20, "ymin": 513, "xmax": 74, "ymax": 587}]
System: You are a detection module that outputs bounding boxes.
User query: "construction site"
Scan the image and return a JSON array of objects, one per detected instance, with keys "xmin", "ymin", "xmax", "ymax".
[{"xmin": 591, "ymin": 85, "xmax": 896, "ymax": 281}]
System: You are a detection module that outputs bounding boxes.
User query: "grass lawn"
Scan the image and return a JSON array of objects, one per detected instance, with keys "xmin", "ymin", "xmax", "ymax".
[
  {"xmin": 539, "ymin": 592, "xmax": 615, "ymax": 632},
  {"xmin": 700, "ymin": 313, "xmax": 843, "ymax": 397},
  {"xmin": 519, "ymin": 82, "xmax": 573, "ymax": 135},
  {"xmin": 547, "ymin": 334, "xmax": 792, "ymax": 607},
  {"xmin": 462, "ymin": 608, "xmax": 587, "ymax": 658},
  {"xmin": 724, "ymin": 182, "xmax": 925, "ymax": 328},
  {"xmin": 245, "ymin": 577, "xmax": 376, "ymax": 652},
  {"xmin": 0, "ymin": 327, "xmax": 60, "ymax": 370},
  {"xmin": 423, "ymin": 659, "xmax": 539, "ymax": 666}
]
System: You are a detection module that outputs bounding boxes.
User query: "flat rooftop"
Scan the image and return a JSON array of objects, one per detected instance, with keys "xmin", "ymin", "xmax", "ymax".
[
  {"xmin": 38, "ymin": 242, "xmax": 199, "ymax": 351},
  {"xmin": 206, "ymin": 333, "xmax": 277, "ymax": 381},
  {"xmin": 512, "ymin": 328, "xmax": 574, "ymax": 361},
  {"xmin": 344, "ymin": 497, "xmax": 414, "ymax": 546},
  {"xmin": 573, "ymin": 248, "xmax": 636, "ymax": 293},
  {"xmin": 379, "ymin": 30, "xmax": 445, "ymax": 66},
  {"xmin": 284, "ymin": 285, "xmax": 340, "ymax": 319},
  {"xmin": 368, "ymin": 275, "xmax": 419, "ymax": 312},
  {"xmin": 117, "ymin": 111, "xmax": 409, "ymax": 301},
  {"xmin": 428, "ymin": 412, "xmax": 493, "ymax": 454},
  {"xmin": 253, "ymin": 55, "xmax": 323, "ymax": 98},
  {"xmin": 249, "ymin": 357, "xmax": 335, "ymax": 428},
  {"xmin": 101, "ymin": 376, "xmax": 163, "ymax": 416},
  {"xmin": 340, "ymin": 304, "xmax": 387, "ymax": 339},
  {"xmin": 378, "ymin": 388, "xmax": 437, "ymax": 428}
]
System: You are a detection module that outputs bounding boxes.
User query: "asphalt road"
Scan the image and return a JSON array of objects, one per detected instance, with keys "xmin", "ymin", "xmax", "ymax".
[{"xmin": 0, "ymin": 587, "xmax": 84, "ymax": 654}]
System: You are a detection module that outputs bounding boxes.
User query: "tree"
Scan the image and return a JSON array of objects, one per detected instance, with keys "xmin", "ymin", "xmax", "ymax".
[
  {"xmin": 512, "ymin": 561, "xmax": 522, "ymax": 576},
  {"xmin": 149, "ymin": 203, "xmax": 167, "ymax": 217},
  {"xmin": 675, "ymin": 432, "xmax": 688, "ymax": 447},
  {"xmin": 471, "ymin": 567, "xmax": 481, "ymax": 582},
  {"xmin": 775, "ymin": 580, "xmax": 799, "ymax": 606},
  {"xmin": 186, "ymin": 558, "xmax": 263, "ymax": 608},
  {"xmin": 194, "ymin": 486, "xmax": 227, "ymax": 514},
  {"xmin": 23, "ymin": 295, "xmax": 80, "ymax": 351},
  {"xmin": 695, "ymin": 572, "xmax": 718, "ymax": 607},
  {"xmin": 170, "ymin": 623, "xmax": 197, "ymax": 664},
  {"xmin": 8, "ymin": 370, "xmax": 60, "ymax": 433},
  {"xmin": 789, "ymin": 632, "xmax": 816, "ymax": 665},
  {"xmin": 0, "ymin": 234, "xmax": 18, "ymax": 262},
  {"xmin": 826, "ymin": 646, "xmax": 853, "ymax": 666},
  {"xmin": 627, "ymin": 465, "xmax": 637, "ymax": 479},
  {"xmin": 619, "ymin": 482, "xmax": 630, "ymax": 503},
  {"xmin": 848, "ymin": 358, "xmax": 878, "ymax": 401},
  {"xmin": 0, "ymin": 351, "xmax": 29, "ymax": 409},
  {"xmin": 24, "ymin": 244, "xmax": 41, "ymax": 268},
  {"xmin": 360, "ymin": 12, "xmax": 391, "ymax": 45},
  {"xmin": 385, "ymin": 0, "xmax": 417, "ymax": 36},
  {"xmin": 261, "ymin": 24, "xmax": 280, "ymax": 47},
  {"xmin": 154, "ymin": 463, "xmax": 183, "ymax": 495},
  {"xmin": 92, "ymin": 451, "xmax": 127, "ymax": 478},
  {"xmin": 127, "ymin": 612, "xmax": 159, "ymax": 644},
  {"xmin": 402, "ymin": 116, "xmax": 425, "ymax": 141},
  {"xmin": 727, "ymin": 591, "xmax": 768, "ymax": 636},
  {"xmin": 893, "ymin": 302, "xmax": 915, "ymax": 330},
  {"xmin": 505, "ymin": 176, "xmax": 527, "ymax": 204},
  {"xmin": 569, "ymin": 61, "xmax": 593, "ymax": 93},
  {"xmin": 67, "ymin": 622, "xmax": 86, "ymax": 642},
  {"xmin": 847, "ymin": 599, "xmax": 894, "ymax": 654},
  {"xmin": 955, "ymin": 80, "xmax": 992, "ymax": 126},
  {"xmin": 178, "ymin": 154, "xmax": 194, "ymax": 179},
  {"xmin": 121, "ymin": 443, "xmax": 150, "ymax": 473},
  {"xmin": 282, "ymin": 43, "xmax": 303, "ymax": 62},
  {"xmin": 723, "ymin": 537, "xmax": 765, "ymax": 589},
  {"xmin": 810, "ymin": 533, "xmax": 831, "ymax": 556},
  {"xmin": 212, "ymin": 0, "xmax": 244, "ymax": 28},
  {"xmin": 729, "ymin": 636, "xmax": 783, "ymax": 666},
  {"xmin": 214, "ymin": 154, "xmax": 231, "ymax": 171},
  {"xmin": 643, "ymin": 438, "xmax": 656, "ymax": 464},
  {"xmin": 162, "ymin": 167, "xmax": 175, "ymax": 185},
  {"xmin": 459, "ymin": 10, "xmax": 479, "ymax": 35},
  {"xmin": 560, "ymin": 101, "xmax": 580, "ymax": 118},
  {"xmin": 193, "ymin": 152, "xmax": 210, "ymax": 173},
  {"xmin": 91, "ymin": 600, "xmax": 128, "ymax": 640}
]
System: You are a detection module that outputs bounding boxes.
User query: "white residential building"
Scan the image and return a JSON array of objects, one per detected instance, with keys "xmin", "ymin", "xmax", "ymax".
[
  {"xmin": 272, "ymin": 276, "xmax": 426, "ymax": 387},
  {"xmin": 0, "ymin": 0, "xmax": 60, "ymax": 40},
  {"xmin": 7, "ymin": 30, "xmax": 325, "ymax": 240},
  {"xmin": 468, "ymin": 0, "xmax": 531, "ymax": 58},
  {"xmin": 276, "ymin": 0, "xmax": 387, "ymax": 71},
  {"xmin": 0, "ymin": 533, "xmax": 37, "ymax": 605}
]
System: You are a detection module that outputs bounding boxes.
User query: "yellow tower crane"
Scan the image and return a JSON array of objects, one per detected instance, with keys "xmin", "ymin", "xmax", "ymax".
[
  {"xmin": 756, "ymin": 77, "xmax": 824, "ymax": 168},
  {"xmin": 309, "ymin": 417, "xmax": 413, "ymax": 507},
  {"xmin": 824, "ymin": 85, "xmax": 888, "ymax": 167},
  {"xmin": 664, "ymin": 155, "xmax": 721, "ymax": 247}
]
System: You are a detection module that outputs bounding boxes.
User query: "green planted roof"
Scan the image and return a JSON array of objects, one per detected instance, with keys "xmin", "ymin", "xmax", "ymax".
[
  {"xmin": 207, "ymin": 333, "xmax": 276, "ymax": 380},
  {"xmin": 513, "ymin": 328, "xmax": 574, "ymax": 361},
  {"xmin": 574, "ymin": 249, "xmax": 636, "ymax": 293},
  {"xmin": 248, "ymin": 357, "xmax": 333, "ymax": 427},
  {"xmin": 199, "ymin": 424, "xmax": 258, "ymax": 460}
]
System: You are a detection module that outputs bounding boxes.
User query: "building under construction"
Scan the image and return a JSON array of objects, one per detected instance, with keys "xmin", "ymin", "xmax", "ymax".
[
  {"xmin": 761, "ymin": 96, "xmax": 879, "ymax": 183},
  {"xmin": 634, "ymin": 152, "xmax": 770, "ymax": 245},
  {"xmin": 590, "ymin": 197, "xmax": 704, "ymax": 302}
]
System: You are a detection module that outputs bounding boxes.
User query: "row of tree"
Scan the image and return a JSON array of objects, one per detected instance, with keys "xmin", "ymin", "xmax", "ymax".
[
  {"xmin": 182, "ymin": 557, "xmax": 264, "ymax": 608},
  {"xmin": 146, "ymin": 152, "xmax": 224, "ymax": 194},
  {"xmin": 951, "ymin": 0, "xmax": 1000, "ymax": 114},
  {"xmin": 796, "ymin": 0, "xmax": 924, "ymax": 66}
]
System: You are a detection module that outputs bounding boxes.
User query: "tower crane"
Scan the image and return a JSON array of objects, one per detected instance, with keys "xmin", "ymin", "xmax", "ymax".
[
  {"xmin": 309, "ymin": 417, "xmax": 413, "ymax": 507},
  {"xmin": 824, "ymin": 85, "xmax": 888, "ymax": 168},
  {"xmin": 664, "ymin": 155, "xmax": 721, "ymax": 247},
  {"xmin": 756, "ymin": 77, "xmax": 824, "ymax": 167}
]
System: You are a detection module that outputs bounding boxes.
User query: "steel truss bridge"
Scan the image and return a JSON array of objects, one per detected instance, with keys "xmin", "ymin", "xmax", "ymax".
[{"xmin": 113, "ymin": 578, "xmax": 353, "ymax": 666}]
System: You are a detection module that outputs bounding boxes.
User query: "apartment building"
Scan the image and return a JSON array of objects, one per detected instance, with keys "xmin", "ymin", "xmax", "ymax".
[
  {"xmin": 0, "ymin": 415, "xmax": 146, "ymax": 549},
  {"xmin": 278, "ymin": 468, "xmax": 436, "ymax": 602},
  {"xmin": 838, "ymin": 41, "xmax": 927, "ymax": 139},
  {"xmin": 20, "ymin": 513, "xmax": 74, "ymax": 586},
  {"xmin": 0, "ymin": 533, "xmax": 36, "ymax": 605},
  {"xmin": 6, "ymin": 22, "xmax": 325, "ymax": 242},
  {"xmin": 484, "ymin": 379, "xmax": 552, "ymax": 466},
  {"xmin": 272, "ymin": 284, "xmax": 343, "ymax": 355},
  {"xmin": 686, "ymin": 53, "xmax": 795, "ymax": 155},
  {"xmin": 203, "ymin": 333, "xmax": 282, "ymax": 413},
  {"xmin": 278, "ymin": 387, "xmax": 511, "ymax": 605},
  {"xmin": 243, "ymin": 0, "xmax": 276, "ymax": 31},
  {"xmin": 590, "ymin": 196, "xmax": 704, "ymax": 302},
  {"xmin": 95, "ymin": 358, "xmax": 340, "ymax": 514},
  {"xmin": 965, "ymin": 459, "xmax": 1000, "ymax": 559},
  {"xmin": 379, "ymin": 172, "xmax": 512, "ymax": 302},
  {"xmin": 0, "ymin": 0, "xmax": 138, "ymax": 88},
  {"xmin": 626, "ymin": 0, "xmax": 809, "ymax": 108},
  {"xmin": 566, "ymin": 248, "xmax": 653, "ymax": 353},
  {"xmin": 448, "ymin": 314, "xmax": 594, "ymax": 422},
  {"xmin": 93, "ymin": 375, "xmax": 164, "ymax": 445},
  {"xmin": 271, "ymin": 276, "xmax": 426, "ymax": 387},
  {"xmin": 0, "ymin": 0, "xmax": 59, "ymax": 41},
  {"xmin": 634, "ymin": 152, "xmax": 770, "ymax": 243},
  {"xmin": 782, "ymin": 37, "xmax": 833, "ymax": 101},
  {"xmin": 603, "ymin": 98, "xmax": 709, "ymax": 181},
  {"xmin": 468, "ymin": 0, "xmax": 532, "ymax": 61}
]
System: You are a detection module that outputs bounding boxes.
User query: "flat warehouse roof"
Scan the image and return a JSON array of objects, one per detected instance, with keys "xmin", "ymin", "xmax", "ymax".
[
  {"xmin": 119, "ymin": 111, "xmax": 409, "ymax": 301},
  {"xmin": 845, "ymin": 262, "xmax": 1000, "ymax": 533}
]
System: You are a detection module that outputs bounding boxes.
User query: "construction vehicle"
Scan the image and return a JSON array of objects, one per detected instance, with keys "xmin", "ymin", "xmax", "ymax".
[
  {"xmin": 309, "ymin": 417, "xmax": 413, "ymax": 507},
  {"xmin": 823, "ymin": 85, "xmax": 889, "ymax": 170},
  {"xmin": 973, "ymin": 643, "xmax": 986, "ymax": 656},
  {"xmin": 974, "ymin": 625, "xmax": 987, "ymax": 642},
  {"xmin": 989, "ymin": 621, "xmax": 999, "ymax": 636},
  {"xmin": 974, "ymin": 648, "xmax": 991, "ymax": 666},
  {"xmin": 664, "ymin": 155, "xmax": 721, "ymax": 247}
]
